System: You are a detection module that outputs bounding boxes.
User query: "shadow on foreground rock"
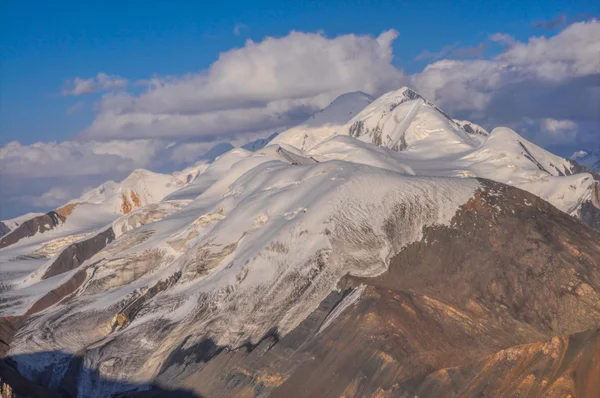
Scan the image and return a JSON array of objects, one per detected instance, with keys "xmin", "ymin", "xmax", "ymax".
[{"xmin": 0, "ymin": 354, "xmax": 202, "ymax": 398}]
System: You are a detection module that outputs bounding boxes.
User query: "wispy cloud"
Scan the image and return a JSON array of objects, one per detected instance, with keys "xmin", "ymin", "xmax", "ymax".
[
  {"xmin": 416, "ymin": 41, "xmax": 488, "ymax": 61},
  {"xmin": 233, "ymin": 24, "xmax": 247, "ymax": 36},
  {"xmin": 489, "ymin": 33, "xmax": 515, "ymax": 46},
  {"xmin": 63, "ymin": 73, "xmax": 128, "ymax": 96},
  {"xmin": 450, "ymin": 42, "xmax": 487, "ymax": 58},
  {"xmin": 65, "ymin": 101, "xmax": 84, "ymax": 115},
  {"xmin": 533, "ymin": 13, "xmax": 567, "ymax": 29},
  {"xmin": 414, "ymin": 43, "xmax": 459, "ymax": 60},
  {"xmin": 27, "ymin": 187, "xmax": 73, "ymax": 207}
]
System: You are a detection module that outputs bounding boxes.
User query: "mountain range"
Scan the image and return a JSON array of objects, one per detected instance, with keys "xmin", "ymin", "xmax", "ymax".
[{"xmin": 1, "ymin": 87, "xmax": 599, "ymax": 398}]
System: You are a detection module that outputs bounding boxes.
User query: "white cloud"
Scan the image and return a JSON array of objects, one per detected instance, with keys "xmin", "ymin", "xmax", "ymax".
[
  {"xmin": 497, "ymin": 20, "xmax": 600, "ymax": 79},
  {"xmin": 541, "ymin": 118, "xmax": 578, "ymax": 133},
  {"xmin": 0, "ymin": 140, "xmax": 162, "ymax": 178},
  {"xmin": 410, "ymin": 19, "xmax": 600, "ymax": 146},
  {"xmin": 533, "ymin": 118, "xmax": 579, "ymax": 145},
  {"xmin": 28, "ymin": 187, "xmax": 73, "ymax": 207},
  {"xmin": 63, "ymin": 73, "xmax": 128, "ymax": 96},
  {"xmin": 489, "ymin": 33, "xmax": 515, "ymax": 46},
  {"xmin": 81, "ymin": 30, "xmax": 404, "ymax": 140}
]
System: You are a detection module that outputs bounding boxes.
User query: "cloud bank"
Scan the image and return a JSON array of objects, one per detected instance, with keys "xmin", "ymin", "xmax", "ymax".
[
  {"xmin": 81, "ymin": 30, "xmax": 403, "ymax": 140},
  {"xmin": 411, "ymin": 19, "xmax": 600, "ymax": 146}
]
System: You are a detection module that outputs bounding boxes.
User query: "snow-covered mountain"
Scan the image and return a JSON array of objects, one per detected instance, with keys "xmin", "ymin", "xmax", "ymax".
[
  {"xmin": 78, "ymin": 168, "xmax": 186, "ymax": 214},
  {"xmin": 273, "ymin": 87, "xmax": 490, "ymax": 154},
  {"xmin": 0, "ymin": 212, "xmax": 44, "ymax": 238},
  {"xmin": 1, "ymin": 212, "xmax": 44, "ymax": 232},
  {"xmin": 571, "ymin": 149, "xmax": 600, "ymax": 171},
  {"xmin": 287, "ymin": 87, "xmax": 595, "ymax": 218},
  {"xmin": 1, "ymin": 86, "xmax": 599, "ymax": 398},
  {"xmin": 242, "ymin": 132, "xmax": 279, "ymax": 151},
  {"xmin": 269, "ymin": 91, "xmax": 374, "ymax": 151},
  {"xmin": 0, "ymin": 168, "xmax": 192, "ymax": 253}
]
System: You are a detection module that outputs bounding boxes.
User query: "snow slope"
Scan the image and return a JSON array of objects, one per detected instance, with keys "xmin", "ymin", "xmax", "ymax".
[
  {"xmin": 0, "ymin": 168, "xmax": 193, "ymax": 292},
  {"xmin": 269, "ymin": 91, "xmax": 374, "ymax": 151},
  {"xmin": 242, "ymin": 132, "xmax": 279, "ymax": 151},
  {"xmin": 78, "ymin": 168, "xmax": 185, "ymax": 214},
  {"xmin": 306, "ymin": 125, "xmax": 592, "ymax": 216},
  {"xmin": 6, "ymin": 151, "xmax": 479, "ymax": 394},
  {"xmin": 337, "ymin": 87, "xmax": 481, "ymax": 155}
]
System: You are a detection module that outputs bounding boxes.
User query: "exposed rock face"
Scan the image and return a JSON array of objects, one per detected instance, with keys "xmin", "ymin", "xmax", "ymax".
[
  {"xmin": 592, "ymin": 181, "xmax": 600, "ymax": 208},
  {"xmin": 25, "ymin": 270, "xmax": 88, "ymax": 316},
  {"xmin": 579, "ymin": 199, "xmax": 600, "ymax": 231},
  {"xmin": 568, "ymin": 160, "xmax": 600, "ymax": 230},
  {"xmin": 399, "ymin": 328, "xmax": 600, "ymax": 398},
  {"xmin": 121, "ymin": 194, "xmax": 133, "ymax": 214},
  {"xmin": 0, "ymin": 224, "xmax": 9, "ymax": 239},
  {"xmin": 55, "ymin": 203, "xmax": 83, "ymax": 218},
  {"xmin": 121, "ymin": 191, "xmax": 143, "ymax": 214},
  {"xmin": 0, "ymin": 212, "xmax": 65, "ymax": 249},
  {"xmin": 41, "ymin": 228, "xmax": 115, "ymax": 280},
  {"xmin": 0, "ymin": 203, "xmax": 86, "ymax": 250}
]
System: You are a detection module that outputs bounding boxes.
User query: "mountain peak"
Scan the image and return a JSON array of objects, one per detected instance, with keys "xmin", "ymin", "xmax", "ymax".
[
  {"xmin": 303, "ymin": 91, "xmax": 375, "ymax": 127},
  {"xmin": 269, "ymin": 91, "xmax": 375, "ymax": 150},
  {"xmin": 328, "ymin": 90, "xmax": 373, "ymax": 103},
  {"xmin": 242, "ymin": 132, "xmax": 279, "ymax": 151},
  {"xmin": 373, "ymin": 86, "xmax": 423, "ymax": 108}
]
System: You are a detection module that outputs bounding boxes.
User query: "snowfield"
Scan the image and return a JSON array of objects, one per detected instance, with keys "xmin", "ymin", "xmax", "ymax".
[
  {"xmin": 1, "ymin": 86, "xmax": 598, "ymax": 397},
  {"xmin": 7, "ymin": 159, "xmax": 480, "ymax": 394}
]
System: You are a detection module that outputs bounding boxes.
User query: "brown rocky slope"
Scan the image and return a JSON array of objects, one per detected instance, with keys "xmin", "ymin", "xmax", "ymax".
[{"xmin": 148, "ymin": 179, "xmax": 600, "ymax": 397}]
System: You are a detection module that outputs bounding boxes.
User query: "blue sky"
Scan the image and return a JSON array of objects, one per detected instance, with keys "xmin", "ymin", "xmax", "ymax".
[
  {"xmin": 1, "ymin": 0, "xmax": 599, "ymax": 219},
  {"xmin": 1, "ymin": 0, "xmax": 598, "ymax": 145}
]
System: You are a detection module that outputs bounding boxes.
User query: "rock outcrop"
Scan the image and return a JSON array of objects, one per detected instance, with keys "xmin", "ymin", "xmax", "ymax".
[
  {"xmin": 0, "ymin": 224, "xmax": 9, "ymax": 239},
  {"xmin": 40, "ymin": 228, "xmax": 115, "ymax": 280},
  {"xmin": 0, "ymin": 212, "xmax": 65, "ymax": 249}
]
